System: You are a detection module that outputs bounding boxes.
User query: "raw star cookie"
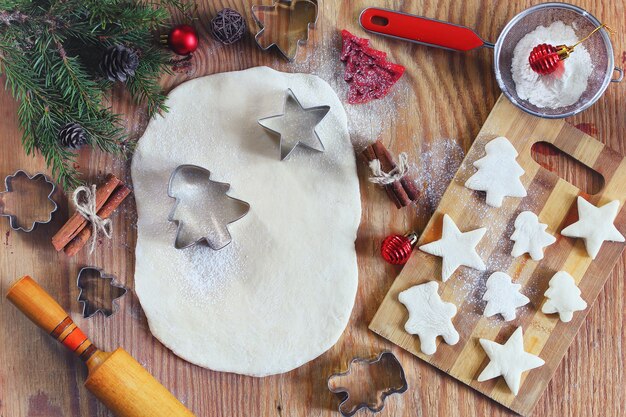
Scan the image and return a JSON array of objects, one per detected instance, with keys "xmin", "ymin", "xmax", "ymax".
[
  {"xmin": 465, "ymin": 136, "xmax": 527, "ymax": 208},
  {"xmin": 560, "ymin": 197, "xmax": 625, "ymax": 259},
  {"xmin": 398, "ymin": 281, "xmax": 459, "ymax": 355},
  {"xmin": 482, "ymin": 272, "xmax": 530, "ymax": 321},
  {"xmin": 510, "ymin": 211, "xmax": 556, "ymax": 260},
  {"xmin": 419, "ymin": 214, "xmax": 486, "ymax": 281},
  {"xmin": 477, "ymin": 327, "xmax": 545, "ymax": 395},
  {"xmin": 542, "ymin": 271, "xmax": 587, "ymax": 322}
]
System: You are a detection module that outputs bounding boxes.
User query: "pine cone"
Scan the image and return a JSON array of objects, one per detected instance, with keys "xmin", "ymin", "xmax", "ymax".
[
  {"xmin": 58, "ymin": 123, "xmax": 87, "ymax": 149},
  {"xmin": 100, "ymin": 45, "xmax": 139, "ymax": 82}
]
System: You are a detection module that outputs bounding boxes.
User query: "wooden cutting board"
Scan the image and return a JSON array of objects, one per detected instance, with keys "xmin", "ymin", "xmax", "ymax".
[{"xmin": 369, "ymin": 95, "xmax": 626, "ymax": 416}]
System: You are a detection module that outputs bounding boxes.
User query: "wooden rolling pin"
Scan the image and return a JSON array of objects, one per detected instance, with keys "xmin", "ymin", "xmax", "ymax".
[{"xmin": 6, "ymin": 276, "xmax": 195, "ymax": 417}]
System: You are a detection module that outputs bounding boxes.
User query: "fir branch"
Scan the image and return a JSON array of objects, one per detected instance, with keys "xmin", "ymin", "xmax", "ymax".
[{"xmin": 0, "ymin": 0, "xmax": 183, "ymax": 190}]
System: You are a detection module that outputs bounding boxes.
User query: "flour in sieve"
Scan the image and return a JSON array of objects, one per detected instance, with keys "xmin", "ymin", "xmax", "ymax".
[{"xmin": 511, "ymin": 21, "xmax": 593, "ymax": 108}]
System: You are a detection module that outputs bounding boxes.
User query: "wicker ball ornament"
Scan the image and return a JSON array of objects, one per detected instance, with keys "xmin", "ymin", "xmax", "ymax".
[{"xmin": 211, "ymin": 8, "xmax": 246, "ymax": 45}]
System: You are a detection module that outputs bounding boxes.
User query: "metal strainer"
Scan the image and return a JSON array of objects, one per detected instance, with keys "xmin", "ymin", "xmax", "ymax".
[{"xmin": 360, "ymin": 2, "xmax": 623, "ymax": 119}]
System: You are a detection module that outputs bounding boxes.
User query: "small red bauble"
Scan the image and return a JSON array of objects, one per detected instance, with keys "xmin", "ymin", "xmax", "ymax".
[
  {"xmin": 381, "ymin": 232, "xmax": 418, "ymax": 265},
  {"xmin": 168, "ymin": 24, "xmax": 199, "ymax": 55},
  {"xmin": 528, "ymin": 43, "xmax": 564, "ymax": 76}
]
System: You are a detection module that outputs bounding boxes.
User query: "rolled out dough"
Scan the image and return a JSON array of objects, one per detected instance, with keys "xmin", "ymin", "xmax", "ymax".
[{"xmin": 131, "ymin": 67, "xmax": 361, "ymax": 376}]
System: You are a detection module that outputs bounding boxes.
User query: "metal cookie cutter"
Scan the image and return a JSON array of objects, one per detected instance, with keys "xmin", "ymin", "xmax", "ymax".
[
  {"xmin": 251, "ymin": 0, "xmax": 318, "ymax": 61},
  {"xmin": 327, "ymin": 351, "xmax": 408, "ymax": 417},
  {"xmin": 0, "ymin": 170, "xmax": 57, "ymax": 232},
  {"xmin": 258, "ymin": 88, "xmax": 330, "ymax": 160},
  {"xmin": 167, "ymin": 164, "xmax": 250, "ymax": 250},
  {"xmin": 77, "ymin": 267, "xmax": 128, "ymax": 318}
]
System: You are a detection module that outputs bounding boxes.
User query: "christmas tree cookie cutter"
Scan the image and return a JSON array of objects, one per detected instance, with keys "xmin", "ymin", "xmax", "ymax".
[
  {"xmin": 77, "ymin": 267, "xmax": 128, "ymax": 318},
  {"xmin": 327, "ymin": 351, "xmax": 408, "ymax": 417},
  {"xmin": 0, "ymin": 170, "xmax": 57, "ymax": 232},
  {"xmin": 251, "ymin": 0, "xmax": 318, "ymax": 61},
  {"xmin": 167, "ymin": 164, "xmax": 250, "ymax": 250}
]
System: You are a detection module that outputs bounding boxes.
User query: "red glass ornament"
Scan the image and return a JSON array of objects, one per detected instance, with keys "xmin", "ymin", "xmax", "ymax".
[
  {"xmin": 381, "ymin": 232, "xmax": 418, "ymax": 265},
  {"xmin": 528, "ymin": 43, "xmax": 563, "ymax": 75},
  {"xmin": 168, "ymin": 24, "xmax": 199, "ymax": 55}
]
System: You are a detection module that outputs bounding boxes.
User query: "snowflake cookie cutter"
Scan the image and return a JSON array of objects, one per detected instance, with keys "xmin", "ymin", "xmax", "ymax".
[
  {"xmin": 77, "ymin": 267, "xmax": 128, "ymax": 318},
  {"xmin": 327, "ymin": 351, "xmax": 408, "ymax": 417},
  {"xmin": 258, "ymin": 88, "xmax": 330, "ymax": 160},
  {"xmin": 167, "ymin": 164, "xmax": 250, "ymax": 250},
  {"xmin": 0, "ymin": 170, "xmax": 57, "ymax": 232},
  {"xmin": 251, "ymin": 0, "xmax": 318, "ymax": 62}
]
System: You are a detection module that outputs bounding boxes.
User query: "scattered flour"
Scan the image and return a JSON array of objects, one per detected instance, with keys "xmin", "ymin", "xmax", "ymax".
[{"xmin": 511, "ymin": 21, "xmax": 593, "ymax": 108}]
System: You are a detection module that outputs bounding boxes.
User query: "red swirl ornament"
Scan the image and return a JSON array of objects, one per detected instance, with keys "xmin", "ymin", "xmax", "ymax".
[
  {"xmin": 528, "ymin": 43, "xmax": 563, "ymax": 75},
  {"xmin": 381, "ymin": 232, "xmax": 418, "ymax": 265}
]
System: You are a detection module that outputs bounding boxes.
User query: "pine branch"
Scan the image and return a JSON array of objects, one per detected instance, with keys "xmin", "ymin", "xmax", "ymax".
[{"xmin": 0, "ymin": 0, "xmax": 185, "ymax": 190}]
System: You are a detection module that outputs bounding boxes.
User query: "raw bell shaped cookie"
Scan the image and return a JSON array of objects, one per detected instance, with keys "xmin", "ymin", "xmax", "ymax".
[
  {"xmin": 482, "ymin": 272, "xmax": 530, "ymax": 321},
  {"xmin": 477, "ymin": 327, "xmax": 545, "ymax": 395},
  {"xmin": 419, "ymin": 214, "xmax": 486, "ymax": 281},
  {"xmin": 561, "ymin": 197, "xmax": 625, "ymax": 259},
  {"xmin": 465, "ymin": 136, "xmax": 527, "ymax": 208},
  {"xmin": 542, "ymin": 271, "xmax": 587, "ymax": 322},
  {"xmin": 398, "ymin": 281, "xmax": 459, "ymax": 355},
  {"xmin": 510, "ymin": 211, "xmax": 556, "ymax": 261}
]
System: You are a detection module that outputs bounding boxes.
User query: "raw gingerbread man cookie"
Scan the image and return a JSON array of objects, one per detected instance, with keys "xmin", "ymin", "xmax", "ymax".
[
  {"xmin": 465, "ymin": 136, "xmax": 527, "ymax": 208},
  {"xmin": 542, "ymin": 271, "xmax": 587, "ymax": 322},
  {"xmin": 510, "ymin": 211, "xmax": 556, "ymax": 261},
  {"xmin": 419, "ymin": 214, "xmax": 486, "ymax": 282},
  {"xmin": 561, "ymin": 197, "xmax": 624, "ymax": 259},
  {"xmin": 477, "ymin": 327, "xmax": 545, "ymax": 395},
  {"xmin": 482, "ymin": 272, "xmax": 530, "ymax": 322},
  {"xmin": 398, "ymin": 281, "xmax": 459, "ymax": 355}
]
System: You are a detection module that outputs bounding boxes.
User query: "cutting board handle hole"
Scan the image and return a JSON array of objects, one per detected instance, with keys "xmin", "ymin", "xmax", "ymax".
[{"xmin": 531, "ymin": 141, "xmax": 604, "ymax": 195}]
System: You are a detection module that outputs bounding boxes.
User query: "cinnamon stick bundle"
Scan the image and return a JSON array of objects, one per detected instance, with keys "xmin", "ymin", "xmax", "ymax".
[
  {"xmin": 362, "ymin": 140, "xmax": 420, "ymax": 208},
  {"xmin": 51, "ymin": 174, "xmax": 131, "ymax": 256}
]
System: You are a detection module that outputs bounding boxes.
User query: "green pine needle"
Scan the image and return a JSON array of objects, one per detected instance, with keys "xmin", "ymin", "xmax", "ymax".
[{"xmin": 0, "ymin": 0, "xmax": 186, "ymax": 191}]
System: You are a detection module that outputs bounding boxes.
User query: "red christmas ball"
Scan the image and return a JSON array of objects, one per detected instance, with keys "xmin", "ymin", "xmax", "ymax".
[
  {"xmin": 168, "ymin": 24, "xmax": 199, "ymax": 55},
  {"xmin": 381, "ymin": 232, "xmax": 418, "ymax": 265},
  {"xmin": 528, "ymin": 43, "xmax": 562, "ymax": 75}
]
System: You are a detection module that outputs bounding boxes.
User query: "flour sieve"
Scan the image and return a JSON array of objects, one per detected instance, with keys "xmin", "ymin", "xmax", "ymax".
[{"xmin": 360, "ymin": 3, "xmax": 623, "ymax": 119}]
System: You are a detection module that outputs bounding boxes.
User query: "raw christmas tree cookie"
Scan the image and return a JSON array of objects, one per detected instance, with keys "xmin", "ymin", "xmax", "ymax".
[
  {"xmin": 510, "ymin": 211, "xmax": 556, "ymax": 261},
  {"xmin": 542, "ymin": 271, "xmax": 587, "ymax": 322},
  {"xmin": 465, "ymin": 136, "xmax": 527, "ymax": 208},
  {"xmin": 398, "ymin": 281, "xmax": 459, "ymax": 355},
  {"xmin": 482, "ymin": 272, "xmax": 530, "ymax": 322},
  {"xmin": 419, "ymin": 214, "xmax": 486, "ymax": 281},
  {"xmin": 560, "ymin": 197, "xmax": 625, "ymax": 259},
  {"xmin": 477, "ymin": 327, "xmax": 545, "ymax": 395}
]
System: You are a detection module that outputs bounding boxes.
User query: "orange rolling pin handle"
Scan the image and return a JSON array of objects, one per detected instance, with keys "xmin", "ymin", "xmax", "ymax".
[{"xmin": 6, "ymin": 276, "xmax": 97, "ymax": 361}]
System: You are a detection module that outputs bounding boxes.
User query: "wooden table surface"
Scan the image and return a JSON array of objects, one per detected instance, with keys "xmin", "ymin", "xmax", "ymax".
[{"xmin": 1, "ymin": 1, "xmax": 624, "ymax": 416}]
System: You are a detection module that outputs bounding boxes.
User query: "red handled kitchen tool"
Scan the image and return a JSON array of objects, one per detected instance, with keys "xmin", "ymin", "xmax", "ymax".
[{"xmin": 359, "ymin": 3, "xmax": 623, "ymax": 119}]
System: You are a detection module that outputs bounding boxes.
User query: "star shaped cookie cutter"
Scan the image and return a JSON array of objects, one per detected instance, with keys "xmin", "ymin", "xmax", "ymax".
[
  {"xmin": 0, "ymin": 170, "xmax": 57, "ymax": 232},
  {"xmin": 258, "ymin": 88, "xmax": 330, "ymax": 160},
  {"xmin": 327, "ymin": 351, "xmax": 408, "ymax": 417},
  {"xmin": 251, "ymin": 0, "xmax": 318, "ymax": 61},
  {"xmin": 167, "ymin": 164, "xmax": 250, "ymax": 250}
]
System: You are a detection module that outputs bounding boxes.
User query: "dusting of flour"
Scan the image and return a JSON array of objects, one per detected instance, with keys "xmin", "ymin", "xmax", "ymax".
[{"xmin": 511, "ymin": 21, "xmax": 593, "ymax": 108}]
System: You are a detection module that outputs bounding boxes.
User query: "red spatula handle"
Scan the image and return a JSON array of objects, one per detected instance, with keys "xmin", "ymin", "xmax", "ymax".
[{"xmin": 359, "ymin": 7, "xmax": 488, "ymax": 51}]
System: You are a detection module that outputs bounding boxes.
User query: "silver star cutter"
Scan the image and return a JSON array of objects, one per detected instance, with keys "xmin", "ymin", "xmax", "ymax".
[
  {"xmin": 258, "ymin": 88, "xmax": 330, "ymax": 160},
  {"xmin": 167, "ymin": 164, "xmax": 250, "ymax": 250}
]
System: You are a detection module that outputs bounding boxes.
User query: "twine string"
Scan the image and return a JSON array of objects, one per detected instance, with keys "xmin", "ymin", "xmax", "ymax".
[
  {"xmin": 368, "ymin": 152, "xmax": 409, "ymax": 185},
  {"xmin": 72, "ymin": 185, "xmax": 112, "ymax": 254}
]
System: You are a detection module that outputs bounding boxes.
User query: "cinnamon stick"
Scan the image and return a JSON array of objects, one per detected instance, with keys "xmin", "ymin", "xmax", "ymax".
[
  {"xmin": 52, "ymin": 174, "xmax": 120, "ymax": 251},
  {"xmin": 63, "ymin": 185, "xmax": 131, "ymax": 256},
  {"xmin": 363, "ymin": 140, "xmax": 417, "ymax": 208}
]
